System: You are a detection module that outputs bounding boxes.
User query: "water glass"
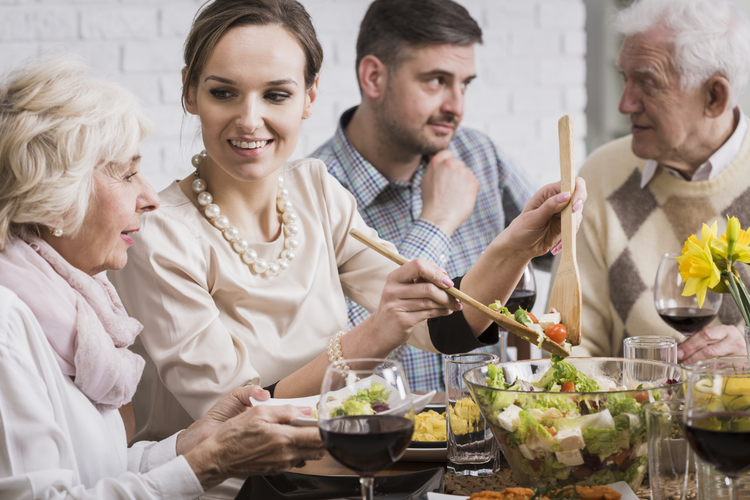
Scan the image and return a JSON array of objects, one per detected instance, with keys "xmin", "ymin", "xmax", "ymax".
[
  {"xmin": 645, "ymin": 399, "xmax": 697, "ymax": 500},
  {"xmin": 445, "ymin": 353, "xmax": 499, "ymax": 477},
  {"xmin": 624, "ymin": 336, "xmax": 678, "ymax": 363}
]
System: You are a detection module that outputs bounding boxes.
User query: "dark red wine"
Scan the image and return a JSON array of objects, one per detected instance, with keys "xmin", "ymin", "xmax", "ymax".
[
  {"xmin": 657, "ymin": 307, "xmax": 717, "ymax": 334},
  {"xmin": 320, "ymin": 415, "xmax": 414, "ymax": 475},
  {"xmin": 505, "ymin": 289, "xmax": 536, "ymax": 313},
  {"xmin": 686, "ymin": 413, "xmax": 750, "ymax": 477}
]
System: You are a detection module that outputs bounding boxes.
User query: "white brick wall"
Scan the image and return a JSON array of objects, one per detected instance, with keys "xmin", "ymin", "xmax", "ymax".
[{"xmin": 0, "ymin": 0, "xmax": 587, "ymax": 192}]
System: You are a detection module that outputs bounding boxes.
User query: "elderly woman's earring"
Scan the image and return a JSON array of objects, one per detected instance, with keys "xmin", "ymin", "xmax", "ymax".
[{"xmin": 50, "ymin": 227, "xmax": 63, "ymax": 237}]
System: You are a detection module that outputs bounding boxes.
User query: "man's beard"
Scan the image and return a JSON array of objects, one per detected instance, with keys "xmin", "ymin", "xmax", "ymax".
[{"xmin": 374, "ymin": 101, "xmax": 458, "ymax": 157}]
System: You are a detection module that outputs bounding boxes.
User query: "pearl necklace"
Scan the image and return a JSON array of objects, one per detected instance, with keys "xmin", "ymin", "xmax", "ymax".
[{"xmin": 190, "ymin": 150, "xmax": 300, "ymax": 277}]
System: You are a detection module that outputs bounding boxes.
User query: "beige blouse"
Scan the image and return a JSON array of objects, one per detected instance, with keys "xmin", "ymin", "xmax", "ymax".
[{"xmin": 111, "ymin": 158, "xmax": 438, "ymax": 442}]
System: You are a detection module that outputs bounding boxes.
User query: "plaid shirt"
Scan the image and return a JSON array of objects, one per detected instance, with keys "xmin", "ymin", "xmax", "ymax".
[{"xmin": 311, "ymin": 107, "xmax": 534, "ymax": 392}]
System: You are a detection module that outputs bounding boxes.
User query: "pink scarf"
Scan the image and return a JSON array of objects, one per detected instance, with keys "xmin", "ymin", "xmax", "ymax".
[{"xmin": 0, "ymin": 236, "xmax": 144, "ymax": 409}]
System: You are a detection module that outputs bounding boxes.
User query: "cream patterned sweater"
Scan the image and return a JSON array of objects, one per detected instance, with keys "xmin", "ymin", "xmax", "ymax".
[{"xmin": 575, "ymin": 128, "xmax": 750, "ymax": 357}]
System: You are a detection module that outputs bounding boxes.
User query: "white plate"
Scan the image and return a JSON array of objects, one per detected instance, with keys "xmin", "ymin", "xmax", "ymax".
[
  {"xmin": 427, "ymin": 493, "xmax": 466, "ymax": 500},
  {"xmin": 425, "ymin": 481, "xmax": 639, "ymax": 500},
  {"xmin": 250, "ymin": 376, "xmax": 436, "ymax": 427}
]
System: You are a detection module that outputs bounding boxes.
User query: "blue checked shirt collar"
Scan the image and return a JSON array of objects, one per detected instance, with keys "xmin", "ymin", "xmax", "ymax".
[{"xmin": 329, "ymin": 107, "xmax": 429, "ymax": 208}]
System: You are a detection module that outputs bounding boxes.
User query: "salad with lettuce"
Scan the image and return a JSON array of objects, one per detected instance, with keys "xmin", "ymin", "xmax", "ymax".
[
  {"xmin": 476, "ymin": 357, "xmax": 669, "ymax": 490},
  {"xmin": 330, "ymin": 383, "xmax": 392, "ymax": 416}
]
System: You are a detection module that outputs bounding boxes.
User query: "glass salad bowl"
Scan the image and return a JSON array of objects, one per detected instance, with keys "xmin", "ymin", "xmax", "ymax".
[{"xmin": 463, "ymin": 357, "xmax": 684, "ymax": 490}]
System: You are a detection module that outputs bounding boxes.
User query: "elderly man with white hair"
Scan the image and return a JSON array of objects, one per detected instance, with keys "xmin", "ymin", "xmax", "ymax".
[{"xmin": 576, "ymin": 0, "xmax": 750, "ymax": 363}]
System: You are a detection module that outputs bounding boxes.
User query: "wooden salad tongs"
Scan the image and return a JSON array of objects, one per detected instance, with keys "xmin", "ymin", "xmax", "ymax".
[
  {"xmin": 547, "ymin": 115, "xmax": 583, "ymax": 346},
  {"xmin": 348, "ymin": 228, "xmax": 570, "ymax": 358}
]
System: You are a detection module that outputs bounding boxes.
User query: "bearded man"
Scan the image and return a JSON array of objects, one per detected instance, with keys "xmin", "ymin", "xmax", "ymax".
[{"xmin": 312, "ymin": 0, "xmax": 537, "ymax": 392}]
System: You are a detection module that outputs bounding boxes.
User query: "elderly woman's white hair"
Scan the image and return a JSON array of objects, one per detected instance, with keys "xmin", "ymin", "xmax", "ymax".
[
  {"xmin": 614, "ymin": 0, "xmax": 750, "ymax": 107},
  {"xmin": 0, "ymin": 53, "xmax": 153, "ymax": 249}
]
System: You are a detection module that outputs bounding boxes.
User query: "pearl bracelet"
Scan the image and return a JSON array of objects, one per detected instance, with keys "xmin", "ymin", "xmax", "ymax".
[{"xmin": 327, "ymin": 330, "xmax": 351, "ymax": 376}]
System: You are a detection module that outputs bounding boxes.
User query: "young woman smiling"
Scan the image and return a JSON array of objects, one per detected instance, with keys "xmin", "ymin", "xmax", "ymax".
[{"xmin": 112, "ymin": 0, "xmax": 586, "ymax": 471}]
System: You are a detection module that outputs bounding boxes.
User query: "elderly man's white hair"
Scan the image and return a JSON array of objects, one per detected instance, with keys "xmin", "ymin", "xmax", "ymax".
[{"xmin": 614, "ymin": 0, "xmax": 750, "ymax": 107}]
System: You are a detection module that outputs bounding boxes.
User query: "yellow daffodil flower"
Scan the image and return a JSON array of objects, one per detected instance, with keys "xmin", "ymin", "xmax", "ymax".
[
  {"xmin": 681, "ymin": 221, "xmax": 718, "ymax": 255},
  {"xmin": 677, "ymin": 238, "xmax": 721, "ymax": 308},
  {"xmin": 708, "ymin": 217, "xmax": 750, "ymax": 264},
  {"xmin": 678, "ymin": 217, "xmax": 750, "ymax": 329}
]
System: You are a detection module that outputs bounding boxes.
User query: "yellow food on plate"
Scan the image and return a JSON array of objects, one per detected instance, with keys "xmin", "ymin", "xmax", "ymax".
[
  {"xmin": 468, "ymin": 485, "xmax": 622, "ymax": 500},
  {"xmin": 412, "ymin": 409, "xmax": 446, "ymax": 441},
  {"xmin": 449, "ymin": 397, "xmax": 481, "ymax": 435}
]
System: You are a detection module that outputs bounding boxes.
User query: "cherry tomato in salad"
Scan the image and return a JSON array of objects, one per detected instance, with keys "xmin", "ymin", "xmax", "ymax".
[
  {"xmin": 545, "ymin": 324, "xmax": 567, "ymax": 344},
  {"xmin": 528, "ymin": 313, "xmax": 538, "ymax": 324},
  {"xmin": 561, "ymin": 381, "xmax": 575, "ymax": 392},
  {"xmin": 634, "ymin": 391, "xmax": 649, "ymax": 403}
]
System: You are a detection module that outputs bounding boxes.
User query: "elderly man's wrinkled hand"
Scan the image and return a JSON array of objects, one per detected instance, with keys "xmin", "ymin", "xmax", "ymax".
[
  {"xmin": 184, "ymin": 404, "xmax": 325, "ymax": 490},
  {"xmin": 677, "ymin": 325, "xmax": 746, "ymax": 365}
]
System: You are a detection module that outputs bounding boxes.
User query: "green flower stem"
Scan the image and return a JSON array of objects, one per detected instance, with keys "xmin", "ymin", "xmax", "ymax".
[
  {"xmin": 735, "ymin": 273, "xmax": 750, "ymax": 327},
  {"xmin": 726, "ymin": 271, "xmax": 750, "ymax": 328}
]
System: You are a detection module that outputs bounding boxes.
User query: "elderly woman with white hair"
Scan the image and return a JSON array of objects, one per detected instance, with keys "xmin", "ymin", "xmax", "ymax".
[
  {"xmin": 0, "ymin": 54, "xmax": 325, "ymax": 499},
  {"xmin": 576, "ymin": 0, "xmax": 750, "ymax": 362}
]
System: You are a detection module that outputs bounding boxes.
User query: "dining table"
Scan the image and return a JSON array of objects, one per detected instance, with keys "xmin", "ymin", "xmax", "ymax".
[{"xmin": 288, "ymin": 392, "xmax": 657, "ymax": 499}]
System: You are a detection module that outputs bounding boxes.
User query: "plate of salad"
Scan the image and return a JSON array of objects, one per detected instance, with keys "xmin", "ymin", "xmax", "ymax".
[
  {"xmin": 464, "ymin": 356, "xmax": 683, "ymax": 491},
  {"xmin": 250, "ymin": 376, "xmax": 436, "ymax": 427}
]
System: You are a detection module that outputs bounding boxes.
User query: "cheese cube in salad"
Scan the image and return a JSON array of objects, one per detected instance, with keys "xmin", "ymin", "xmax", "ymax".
[
  {"xmin": 497, "ymin": 404, "xmax": 523, "ymax": 432},
  {"xmin": 555, "ymin": 427, "xmax": 585, "ymax": 451},
  {"xmin": 555, "ymin": 449, "xmax": 584, "ymax": 466}
]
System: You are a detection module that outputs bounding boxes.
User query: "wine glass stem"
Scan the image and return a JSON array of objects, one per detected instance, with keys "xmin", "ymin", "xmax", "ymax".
[
  {"xmin": 360, "ymin": 476, "xmax": 374, "ymax": 500},
  {"xmin": 728, "ymin": 476, "xmax": 739, "ymax": 500}
]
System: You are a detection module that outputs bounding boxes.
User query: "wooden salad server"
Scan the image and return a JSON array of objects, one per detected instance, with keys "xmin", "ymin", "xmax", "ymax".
[
  {"xmin": 547, "ymin": 115, "xmax": 583, "ymax": 346},
  {"xmin": 349, "ymin": 228, "xmax": 570, "ymax": 358}
]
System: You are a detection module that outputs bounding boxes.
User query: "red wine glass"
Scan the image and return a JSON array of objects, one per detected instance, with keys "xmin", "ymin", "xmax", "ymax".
[
  {"xmin": 685, "ymin": 356, "xmax": 750, "ymax": 500},
  {"xmin": 318, "ymin": 359, "xmax": 415, "ymax": 500},
  {"xmin": 504, "ymin": 262, "xmax": 536, "ymax": 360},
  {"xmin": 654, "ymin": 253, "xmax": 722, "ymax": 337},
  {"xmin": 505, "ymin": 261, "xmax": 537, "ymax": 314}
]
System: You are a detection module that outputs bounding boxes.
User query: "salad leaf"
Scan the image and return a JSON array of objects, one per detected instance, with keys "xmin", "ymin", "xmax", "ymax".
[
  {"xmin": 555, "ymin": 409, "xmax": 615, "ymax": 432},
  {"xmin": 606, "ymin": 394, "xmax": 641, "ymax": 417},
  {"xmin": 509, "ymin": 410, "xmax": 560, "ymax": 452},
  {"xmin": 486, "ymin": 363, "xmax": 508, "ymax": 390},
  {"xmin": 518, "ymin": 454, "xmax": 571, "ymax": 481},
  {"xmin": 514, "ymin": 308, "xmax": 531, "ymax": 325},
  {"xmin": 534, "ymin": 360, "xmax": 602, "ymax": 393},
  {"xmin": 489, "ymin": 301, "xmax": 513, "ymax": 317},
  {"xmin": 334, "ymin": 400, "xmax": 375, "ymax": 416},
  {"xmin": 583, "ymin": 426, "xmax": 629, "ymax": 459},
  {"xmin": 581, "ymin": 469, "xmax": 620, "ymax": 487},
  {"xmin": 351, "ymin": 383, "xmax": 390, "ymax": 404},
  {"xmin": 622, "ymin": 455, "xmax": 648, "ymax": 487},
  {"xmin": 525, "ymin": 394, "xmax": 578, "ymax": 415}
]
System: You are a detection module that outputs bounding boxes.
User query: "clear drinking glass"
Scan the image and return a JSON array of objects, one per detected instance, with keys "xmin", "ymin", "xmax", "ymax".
[
  {"xmin": 624, "ymin": 336, "xmax": 678, "ymax": 363},
  {"xmin": 655, "ymin": 253, "xmax": 722, "ymax": 337},
  {"xmin": 445, "ymin": 353, "xmax": 499, "ymax": 476},
  {"xmin": 318, "ymin": 359, "xmax": 415, "ymax": 500},
  {"xmin": 645, "ymin": 399, "xmax": 697, "ymax": 500},
  {"xmin": 685, "ymin": 356, "xmax": 750, "ymax": 500}
]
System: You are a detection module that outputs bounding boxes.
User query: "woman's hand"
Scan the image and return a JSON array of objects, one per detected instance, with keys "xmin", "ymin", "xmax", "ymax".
[
  {"xmin": 179, "ymin": 386, "xmax": 325, "ymax": 490},
  {"xmin": 498, "ymin": 178, "xmax": 587, "ymax": 259},
  {"xmin": 363, "ymin": 258, "xmax": 461, "ymax": 352},
  {"xmin": 176, "ymin": 385, "xmax": 270, "ymax": 455},
  {"xmin": 678, "ymin": 325, "xmax": 746, "ymax": 365},
  {"xmin": 458, "ymin": 178, "xmax": 586, "ymax": 335}
]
